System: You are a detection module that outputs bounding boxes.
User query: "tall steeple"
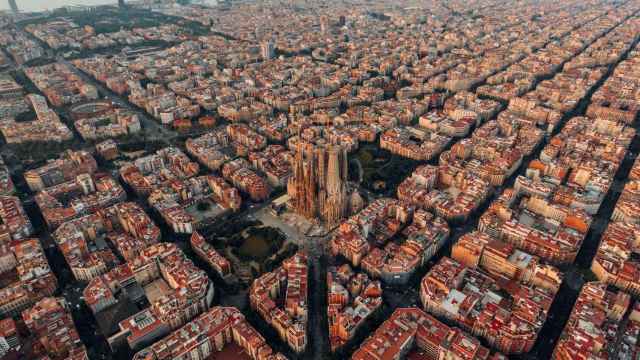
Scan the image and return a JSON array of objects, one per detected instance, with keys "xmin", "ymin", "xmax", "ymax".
[
  {"xmin": 287, "ymin": 142, "xmax": 350, "ymax": 226},
  {"xmin": 8, "ymin": 0, "xmax": 18, "ymax": 13}
]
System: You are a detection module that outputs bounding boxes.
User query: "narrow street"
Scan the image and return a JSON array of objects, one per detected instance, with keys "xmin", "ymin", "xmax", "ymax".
[{"xmin": 1, "ymin": 2, "xmax": 639, "ymax": 360}]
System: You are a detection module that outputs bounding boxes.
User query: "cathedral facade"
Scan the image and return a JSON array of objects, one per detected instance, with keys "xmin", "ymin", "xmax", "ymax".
[{"xmin": 287, "ymin": 142, "xmax": 360, "ymax": 226}]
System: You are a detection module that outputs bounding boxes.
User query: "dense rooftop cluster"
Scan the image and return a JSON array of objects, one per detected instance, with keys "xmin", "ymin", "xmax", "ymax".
[
  {"xmin": 478, "ymin": 52, "xmax": 639, "ymax": 265},
  {"xmin": 132, "ymin": 306, "xmax": 287, "ymax": 360},
  {"xmin": 25, "ymin": 18, "xmax": 184, "ymax": 51},
  {"xmin": 352, "ymin": 307, "xmax": 506, "ymax": 360},
  {"xmin": 0, "ymin": 0, "xmax": 639, "ymax": 358},
  {"xmin": 398, "ymin": 164, "xmax": 491, "ymax": 222},
  {"xmin": 327, "ymin": 264, "xmax": 382, "ymax": 351},
  {"xmin": 83, "ymin": 242, "xmax": 214, "ymax": 351},
  {"xmin": 35, "ymin": 173, "xmax": 126, "ymax": 230},
  {"xmin": 330, "ymin": 198, "xmax": 451, "ymax": 285},
  {"xmin": 0, "ymin": 27, "xmax": 44, "ymax": 65},
  {"xmin": 0, "ymin": 93, "xmax": 73, "ymax": 145},
  {"xmin": 553, "ymin": 282, "xmax": 640, "ymax": 359},
  {"xmin": 0, "ymin": 74, "xmax": 29, "ymax": 118},
  {"xmin": 119, "ymin": 146, "xmax": 199, "ymax": 197},
  {"xmin": 0, "ymin": 196, "xmax": 33, "ymax": 242},
  {"xmin": 53, "ymin": 202, "xmax": 161, "ymax": 281},
  {"xmin": 25, "ymin": 63, "xmax": 98, "ymax": 107},
  {"xmin": 590, "ymin": 50, "xmax": 640, "ymax": 297},
  {"xmin": 0, "ymin": 158, "xmax": 14, "ymax": 196},
  {"xmin": 9, "ymin": 297, "xmax": 88, "ymax": 359},
  {"xmin": 70, "ymin": 100, "xmax": 141, "ymax": 141},
  {"xmin": 0, "ymin": 297, "xmax": 88, "ymax": 360},
  {"xmin": 185, "ymin": 125, "xmax": 283, "ymax": 200},
  {"xmin": 148, "ymin": 174, "xmax": 241, "ymax": 233},
  {"xmin": 0, "ymin": 239, "xmax": 57, "ymax": 318},
  {"xmin": 250, "ymin": 252, "xmax": 308, "ymax": 353},
  {"xmin": 189, "ymin": 231, "xmax": 231, "ymax": 279},
  {"xmin": 24, "ymin": 149, "xmax": 98, "ymax": 191},
  {"xmin": 452, "ymin": 231, "xmax": 563, "ymax": 292},
  {"xmin": 420, "ymin": 256, "xmax": 556, "ymax": 354}
]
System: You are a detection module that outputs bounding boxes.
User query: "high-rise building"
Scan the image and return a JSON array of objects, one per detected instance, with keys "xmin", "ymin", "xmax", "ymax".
[
  {"xmin": 287, "ymin": 142, "xmax": 352, "ymax": 226},
  {"xmin": 320, "ymin": 15, "xmax": 329, "ymax": 33},
  {"xmin": 118, "ymin": 0, "xmax": 126, "ymax": 8},
  {"xmin": 8, "ymin": 0, "xmax": 17, "ymax": 13},
  {"xmin": 261, "ymin": 40, "xmax": 275, "ymax": 60}
]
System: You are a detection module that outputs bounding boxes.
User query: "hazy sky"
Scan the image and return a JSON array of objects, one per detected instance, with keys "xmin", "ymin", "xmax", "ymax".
[{"xmin": 0, "ymin": 0, "xmax": 117, "ymax": 12}]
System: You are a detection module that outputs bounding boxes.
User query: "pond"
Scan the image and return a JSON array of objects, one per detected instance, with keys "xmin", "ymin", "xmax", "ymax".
[{"xmin": 236, "ymin": 226, "xmax": 285, "ymax": 261}]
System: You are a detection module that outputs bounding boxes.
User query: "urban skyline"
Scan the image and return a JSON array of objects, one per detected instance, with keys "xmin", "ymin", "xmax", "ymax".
[
  {"xmin": 0, "ymin": 0, "xmax": 639, "ymax": 359},
  {"xmin": 1, "ymin": 0, "xmax": 118, "ymax": 12}
]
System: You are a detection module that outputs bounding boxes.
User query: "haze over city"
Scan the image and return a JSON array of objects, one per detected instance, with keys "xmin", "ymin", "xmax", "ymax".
[
  {"xmin": 0, "ymin": 1, "xmax": 640, "ymax": 360},
  {"xmin": 0, "ymin": 0, "xmax": 117, "ymax": 12}
]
